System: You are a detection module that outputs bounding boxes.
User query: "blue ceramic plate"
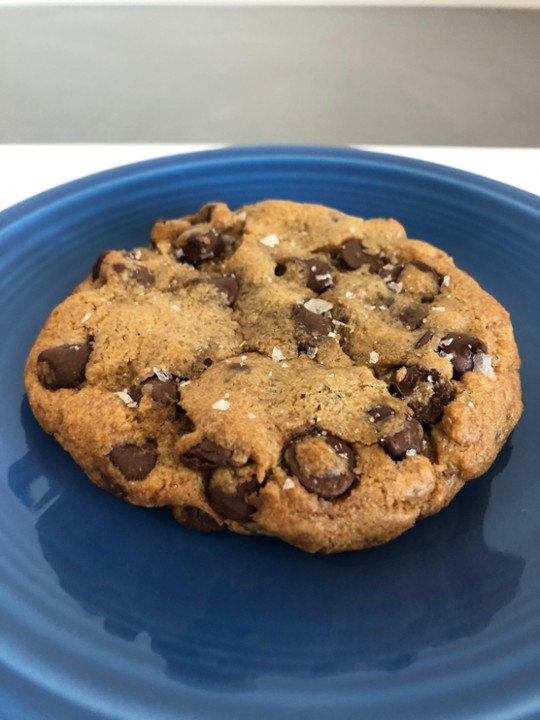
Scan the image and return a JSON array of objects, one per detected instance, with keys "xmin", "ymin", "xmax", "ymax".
[{"xmin": 1, "ymin": 147, "xmax": 539, "ymax": 720}]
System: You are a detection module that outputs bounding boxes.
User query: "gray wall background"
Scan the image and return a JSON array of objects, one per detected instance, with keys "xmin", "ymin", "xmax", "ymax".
[{"xmin": 1, "ymin": 6, "xmax": 539, "ymax": 145}]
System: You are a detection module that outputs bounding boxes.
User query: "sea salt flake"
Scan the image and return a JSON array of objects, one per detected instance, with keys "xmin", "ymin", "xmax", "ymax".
[
  {"xmin": 405, "ymin": 449, "xmax": 417, "ymax": 457},
  {"xmin": 283, "ymin": 478, "xmax": 295, "ymax": 490},
  {"xmin": 237, "ymin": 210, "xmax": 247, "ymax": 221},
  {"xmin": 369, "ymin": 351, "xmax": 379, "ymax": 364},
  {"xmin": 247, "ymin": 412, "xmax": 257, "ymax": 419},
  {"xmin": 387, "ymin": 281, "xmax": 403, "ymax": 293},
  {"xmin": 345, "ymin": 291, "xmax": 356, "ymax": 299},
  {"xmin": 473, "ymin": 353, "xmax": 495, "ymax": 378},
  {"xmin": 153, "ymin": 367, "xmax": 173, "ymax": 382},
  {"xmin": 114, "ymin": 390, "xmax": 138, "ymax": 408},
  {"xmin": 212, "ymin": 399, "xmax": 230, "ymax": 411},
  {"xmin": 170, "ymin": 304, "xmax": 180, "ymax": 311},
  {"xmin": 175, "ymin": 248, "xmax": 184, "ymax": 259},
  {"xmin": 259, "ymin": 234, "xmax": 279, "ymax": 248},
  {"xmin": 132, "ymin": 249, "xmax": 142, "ymax": 260},
  {"xmin": 306, "ymin": 346, "xmax": 318, "ymax": 359},
  {"xmin": 81, "ymin": 312, "xmax": 92, "ymax": 323},
  {"xmin": 432, "ymin": 306, "xmax": 446, "ymax": 312},
  {"xmin": 327, "ymin": 331, "xmax": 337, "ymax": 338},
  {"xmin": 439, "ymin": 338, "xmax": 453, "ymax": 347},
  {"xmin": 303, "ymin": 298, "xmax": 334, "ymax": 314},
  {"xmin": 443, "ymin": 275, "xmax": 451, "ymax": 287},
  {"xmin": 272, "ymin": 347, "xmax": 285, "ymax": 362},
  {"xmin": 468, "ymin": 401, "xmax": 475, "ymax": 408}
]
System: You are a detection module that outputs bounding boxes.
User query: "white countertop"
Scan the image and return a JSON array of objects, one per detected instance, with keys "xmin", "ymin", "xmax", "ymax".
[{"xmin": 0, "ymin": 144, "xmax": 538, "ymax": 213}]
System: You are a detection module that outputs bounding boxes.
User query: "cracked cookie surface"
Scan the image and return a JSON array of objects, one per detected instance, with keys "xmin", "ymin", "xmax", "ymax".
[{"xmin": 24, "ymin": 200, "xmax": 522, "ymax": 553}]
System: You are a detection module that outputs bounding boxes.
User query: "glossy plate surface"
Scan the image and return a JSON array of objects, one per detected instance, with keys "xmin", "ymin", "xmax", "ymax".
[{"xmin": 1, "ymin": 146, "xmax": 539, "ymax": 720}]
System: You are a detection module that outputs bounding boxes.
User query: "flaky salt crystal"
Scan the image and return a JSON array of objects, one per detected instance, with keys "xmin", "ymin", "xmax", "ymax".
[
  {"xmin": 369, "ymin": 351, "xmax": 379, "ymax": 364},
  {"xmin": 283, "ymin": 478, "xmax": 295, "ymax": 490},
  {"xmin": 473, "ymin": 353, "xmax": 495, "ymax": 378},
  {"xmin": 114, "ymin": 390, "xmax": 138, "ymax": 408},
  {"xmin": 259, "ymin": 234, "xmax": 279, "ymax": 247},
  {"xmin": 153, "ymin": 367, "xmax": 173, "ymax": 382},
  {"xmin": 212, "ymin": 399, "xmax": 230, "ymax": 411},
  {"xmin": 81, "ymin": 312, "xmax": 92, "ymax": 323},
  {"xmin": 303, "ymin": 298, "xmax": 333, "ymax": 314},
  {"xmin": 272, "ymin": 347, "xmax": 285, "ymax": 362}
]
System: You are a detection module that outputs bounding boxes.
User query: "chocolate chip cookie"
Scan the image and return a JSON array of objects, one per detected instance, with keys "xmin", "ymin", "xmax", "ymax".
[{"xmin": 24, "ymin": 200, "xmax": 522, "ymax": 553}]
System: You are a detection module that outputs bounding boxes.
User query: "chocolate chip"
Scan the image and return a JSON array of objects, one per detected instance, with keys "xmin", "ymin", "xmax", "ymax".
[
  {"xmin": 369, "ymin": 405, "xmax": 396, "ymax": 422},
  {"xmin": 274, "ymin": 263, "xmax": 287, "ymax": 277},
  {"xmin": 302, "ymin": 258, "xmax": 334, "ymax": 293},
  {"xmin": 109, "ymin": 441, "xmax": 157, "ymax": 481},
  {"xmin": 339, "ymin": 239, "xmax": 384, "ymax": 273},
  {"xmin": 151, "ymin": 379, "xmax": 179, "ymax": 405},
  {"xmin": 389, "ymin": 365, "xmax": 425, "ymax": 397},
  {"xmin": 391, "ymin": 260, "xmax": 442, "ymax": 284},
  {"xmin": 131, "ymin": 266, "xmax": 155, "ymax": 287},
  {"xmin": 284, "ymin": 432, "xmax": 356, "ymax": 499},
  {"xmin": 37, "ymin": 342, "xmax": 92, "ymax": 390},
  {"xmin": 181, "ymin": 439, "xmax": 232, "ymax": 472},
  {"xmin": 291, "ymin": 304, "xmax": 333, "ymax": 337},
  {"xmin": 112, "ymin": 262, "xmax": 127, "ymax": 273},
  {"xmin": 206, "ymin": 275, "xmax": 239, "ymax": 306},
  {"xmin": 438, "ymin": 333, "xmax": 488, "ymax": 379},
  {"xmin": 380, "ymin": 417, "xmax": 423, "ymax": 461},
  {"xmin": 389, "ymin": 366, "xmax": 454, "ymax": 425},
  {"xmin": 181, "ymin": 229, "xmax": 224, "ymax": 265},
  {"xmin": 129, "ymin": 376, "xmax": 179, "ymax": 406},
  {"xmin": 414, "ymin": 330, "xmax": 433, "ymax": 349},
  {"xmin": 179, "ymin": 505, "xmax": 222, "ymax": 532},
  {"xmin": 91, "ymin": 251, "xmax": 110, "ymax": 281},
  {"xmin": 399, "ymin": 305, "xmax": 428, "ymax": 330},
  {"xmin": 208, "ymin": 477, "xmax": 259, "ymax": 522}
]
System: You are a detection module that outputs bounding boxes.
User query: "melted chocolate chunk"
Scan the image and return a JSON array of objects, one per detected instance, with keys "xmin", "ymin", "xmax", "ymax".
[
  {"xmin": 284, "ymin": 432, "xmax": 356, "ymax": 499},
  {"xmin": 180, "ymin": 506, "xmax": 222, "ymax": 532},
  {"xmin": 181, "ymin": 439, "xmax": 232, "ymax": 472},
  {"xmin": 302, "ymin": 258, "xmax": 334, "ymax": 293},
  {"xmin": 380, "ymin": 417, "xmax": 423, "ymax": 461},
  {"xmin": 389, "ymin": 366, "xmax": 454, "ymax": 425},
  {"xmin": 131, "ymin": 266, "xmax": 155, "ymax": 287},
  {"xmin": 227, "ymin": 363, "xmax": 250, "ymax": 372},
  {"xmin": 109, "ymin": 441, "xmax": 157, "ymax": 481},
  {"xmin": 389, "ymin": 365, "xmax": 425, "ymax": 397},
  {"xmin": 291, "ymin": 304, "xmax": 333, "ymax": 337},
  {"xmin": 151, "ymin": 379, "xmax": 179, "ymax": 405},
  {"xmin": 438, "ymin": 333, "xmax": 488, "ymax": 379},
  {"xmin": 181, "ymin": 229, "xmax": 224, "ymax": 265},
  {"xmin": 369, "ymin": 404, "xmax": 396, "ymax": 422},
  {"xmin": 399, "ymin": 305, "xmax": 428, "ymax": 330},
  {"xmin": 37, "ymin": 342, "xmax": 92, "ymax": 390},
  {"xmin": 129, "ymin": 376, "xmax": 179, "ymax": 406},
  {"xmin": 206, "ymin": 275, "xmax": 239, "ymax": 306},
  {"xmin": 339, "ymin": 239, "xmax": 384, "ymax": 273},
  {"xmin": 208, "ymin": 477, "xmax": 259, "ymax": 522},
  {"xmin": 390, "ymin": 260, "xmax": 442, "ymax": 284},
  {"xmin": 414, "ymin": 330, "xmax": 433, "ymax": 349}
]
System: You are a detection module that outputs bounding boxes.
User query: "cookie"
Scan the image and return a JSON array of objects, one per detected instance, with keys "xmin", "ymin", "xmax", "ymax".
[{"xmin": 24, "ymin": 200, "xmax": 522, "ymax": 553}]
